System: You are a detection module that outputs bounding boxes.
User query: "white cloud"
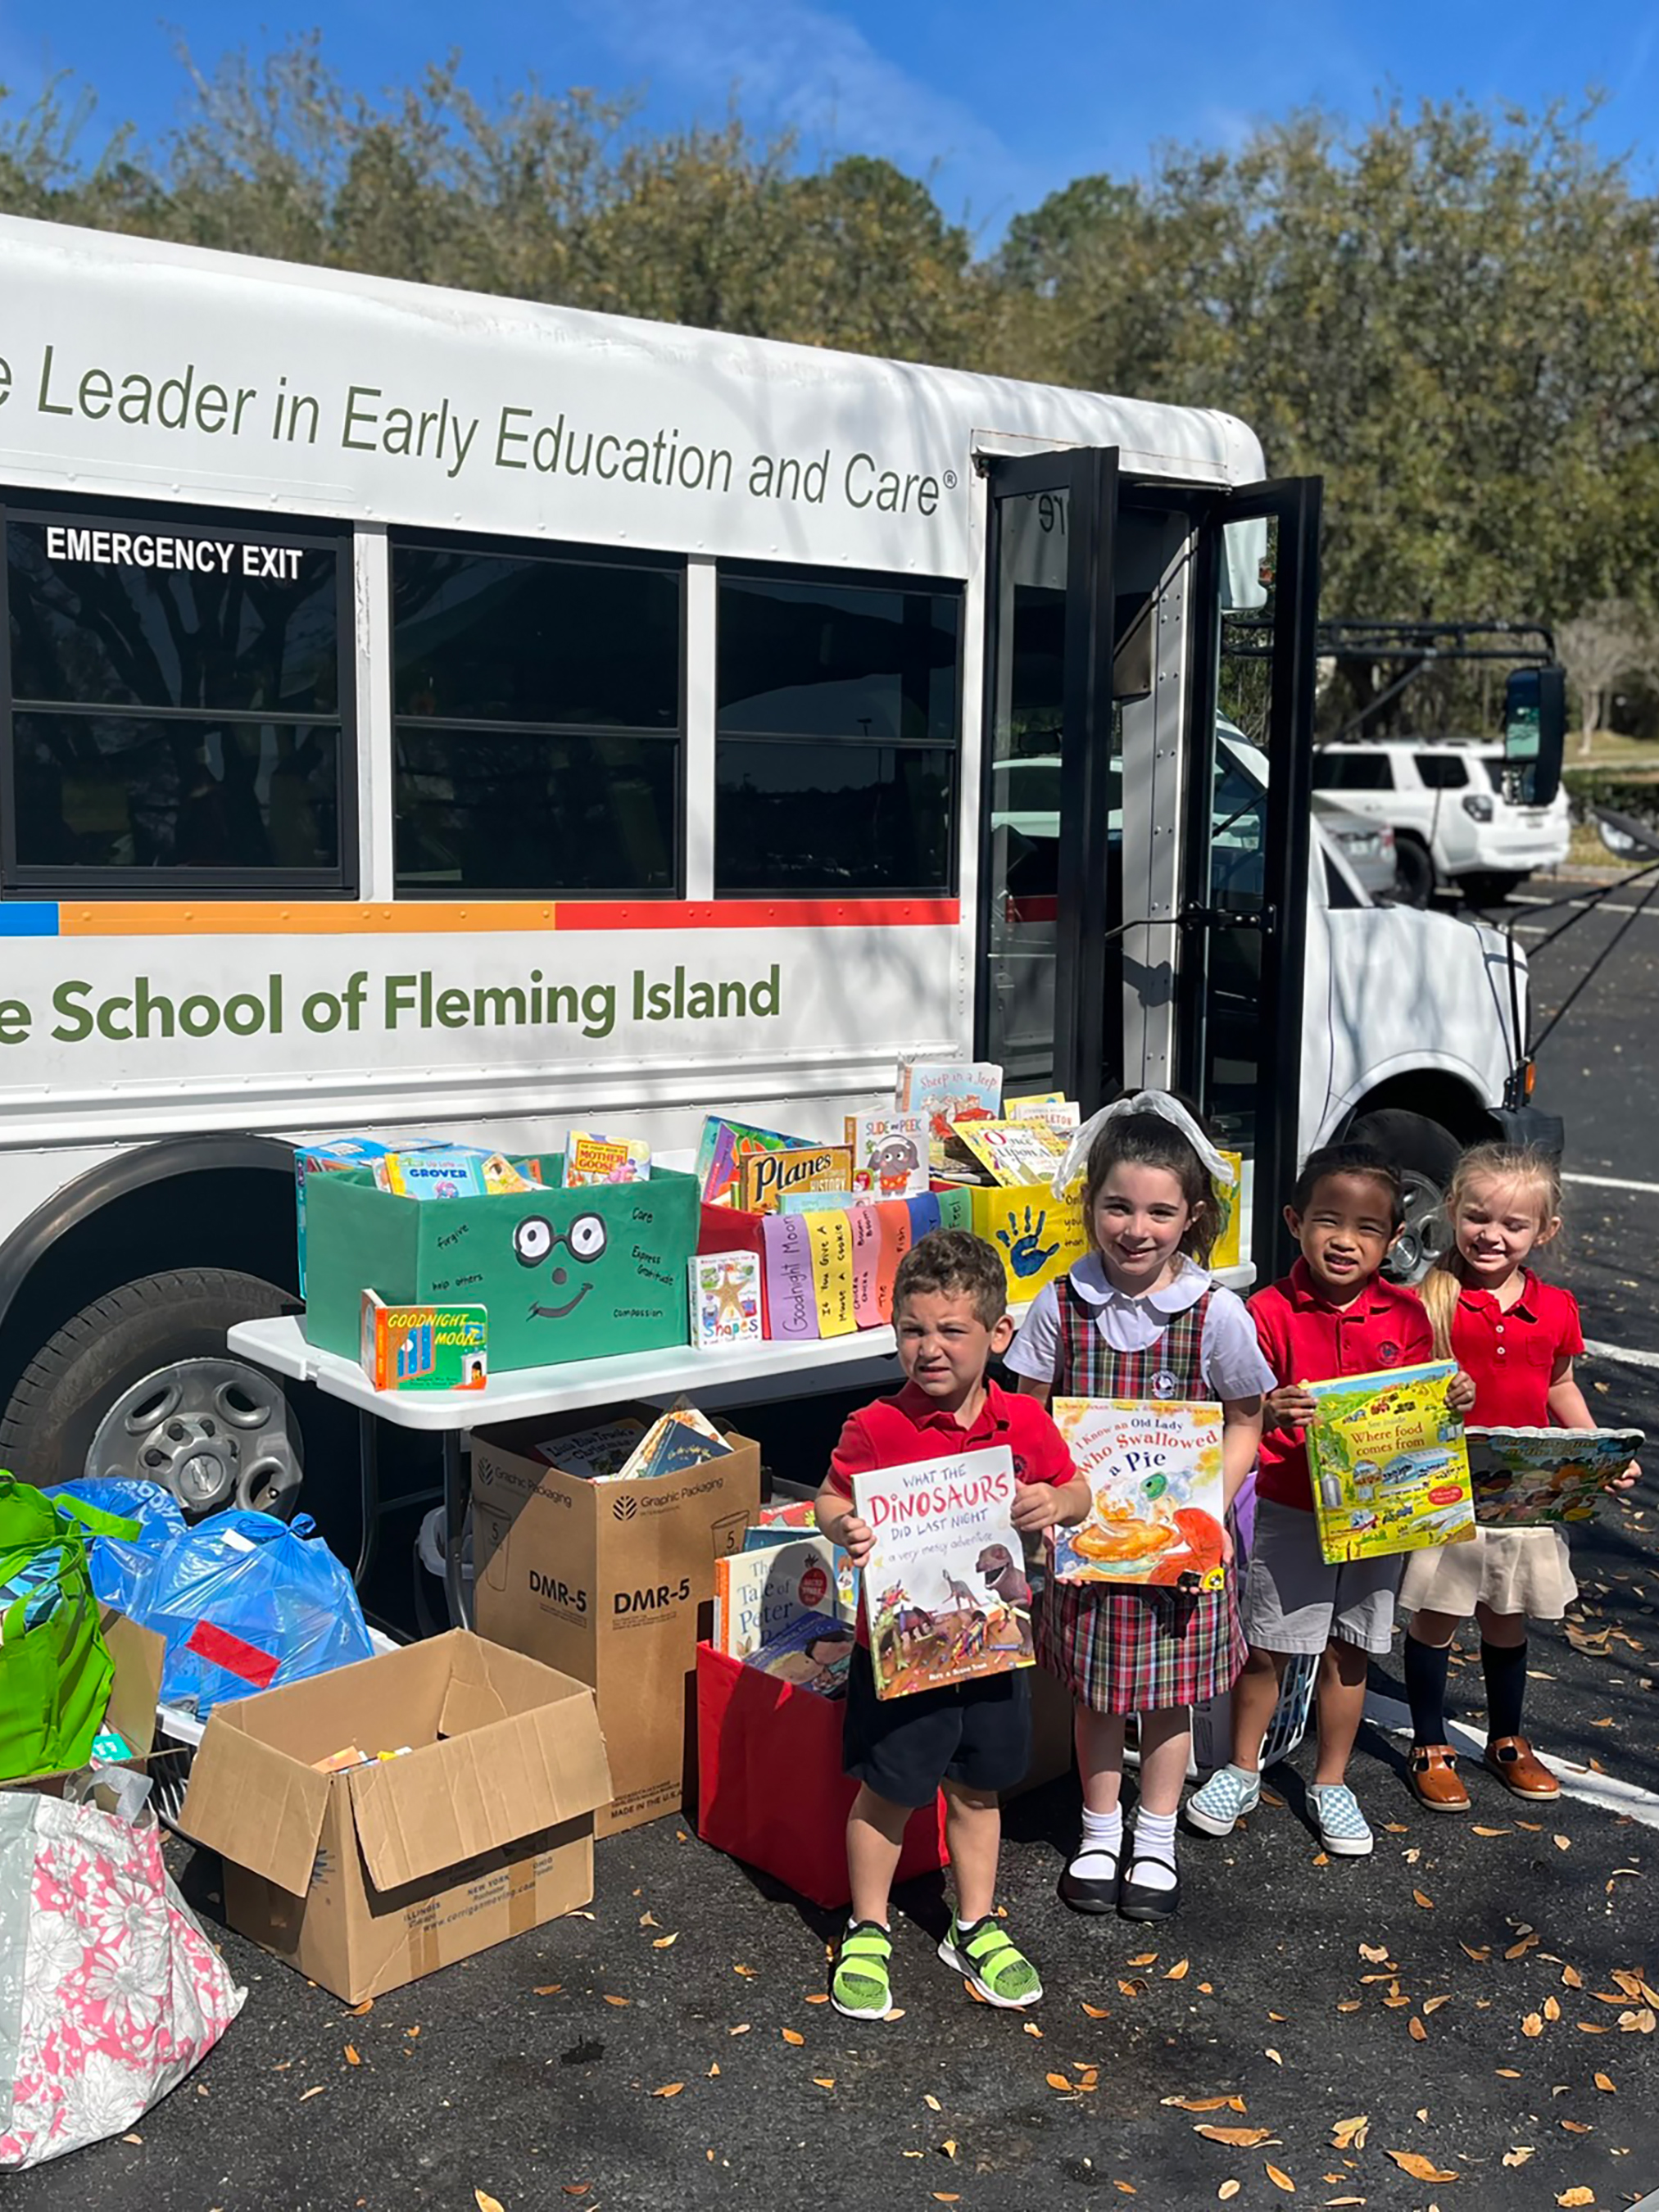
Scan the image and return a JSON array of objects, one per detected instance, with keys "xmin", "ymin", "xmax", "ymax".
[{"xmin": 569, "ymin": 0, "xmax": 1034, "ymax": 225}]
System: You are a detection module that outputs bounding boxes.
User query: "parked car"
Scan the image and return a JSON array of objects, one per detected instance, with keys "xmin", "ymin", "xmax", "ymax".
[
  {"xmin": 1313, "ymin": 736, "xmax": 1570, "ymax": 906},
  {"xmin": 1312, "ymin": 796, "xmax": 1397, "ymax": 900}
]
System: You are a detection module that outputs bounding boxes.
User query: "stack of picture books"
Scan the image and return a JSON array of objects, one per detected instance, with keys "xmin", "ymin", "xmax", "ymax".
[
  {"xmin": 696, "ymin": 1117, "xmax": 855, "ymax": 1213},
  {"xmin": 370, "ymin": 1145, "xmax": 543, "ymax": 1199},
  {"xmin": 712, "ymin": 1520, "xmax": 854, "ymax": 1698},
  {"xmin": 533, "ymin": 1397, "xmax": 734, "ymax": 1483}
]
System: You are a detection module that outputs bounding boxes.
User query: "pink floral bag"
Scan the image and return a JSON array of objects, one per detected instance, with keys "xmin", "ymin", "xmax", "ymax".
[{"xmin": 0, "ymin": 1787, "xmax": 244, "ymax": 2169}]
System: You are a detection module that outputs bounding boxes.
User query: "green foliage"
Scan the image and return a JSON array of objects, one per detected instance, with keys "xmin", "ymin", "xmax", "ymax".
[{"xmin": 5, "ymin": 45, "xmax": 1659, "ymax": 624}]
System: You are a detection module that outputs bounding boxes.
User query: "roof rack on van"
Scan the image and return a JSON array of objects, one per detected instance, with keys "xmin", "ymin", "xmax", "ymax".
[{"xmin": 1226, "ymin": 616, "xmax": 1559, "ymax": 747}]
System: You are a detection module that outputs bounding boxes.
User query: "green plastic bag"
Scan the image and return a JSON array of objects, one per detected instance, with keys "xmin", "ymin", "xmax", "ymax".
[{"xmin": 0, "ymin": 1475, "xmax": 126, "ymax": 1784}]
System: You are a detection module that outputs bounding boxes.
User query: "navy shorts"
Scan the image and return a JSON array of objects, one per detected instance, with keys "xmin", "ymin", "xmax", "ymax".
[{"xmin": 841, "ymin": 1644, "xmax": 1031, "ymax": 1808}]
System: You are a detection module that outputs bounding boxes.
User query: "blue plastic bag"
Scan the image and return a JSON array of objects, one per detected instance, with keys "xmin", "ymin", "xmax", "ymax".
[
  {"xmin": 41, "ymin": 1479, "xmax": 184, "ymax": 1618},
  {"xmin": 126, "ymin": 1510, "xmax": 373, "ymax": 1714}
]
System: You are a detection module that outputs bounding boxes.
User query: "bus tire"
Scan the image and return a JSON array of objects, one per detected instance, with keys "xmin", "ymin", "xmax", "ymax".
[
  {"xmin": 0, "ymin": 1268, "xmax": 304, "ymax": 1511},
  {"xmin": 1347, "ymin": 1109, "xmax": 1461, "ymax": 1285},
  {"xmin": 1392, "ymin": 836, "xmax": 1436, "ymax": 908}
]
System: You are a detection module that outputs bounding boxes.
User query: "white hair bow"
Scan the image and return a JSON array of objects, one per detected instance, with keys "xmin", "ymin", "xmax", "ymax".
[{"xmin": 1051, "ymin": 1090, "xmax": 1238, "ymax": 1199}]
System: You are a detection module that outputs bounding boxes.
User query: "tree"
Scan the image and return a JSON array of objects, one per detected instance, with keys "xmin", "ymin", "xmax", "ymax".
[{"xmin": 1557, "ymin": 602, "xmax": 1659, "ymax": 755}]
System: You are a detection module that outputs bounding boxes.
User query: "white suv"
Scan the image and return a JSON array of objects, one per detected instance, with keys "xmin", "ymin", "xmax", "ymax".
[{"xmin": 1313, "ymin": 737, "xmax": 1571, "ymax": 905}]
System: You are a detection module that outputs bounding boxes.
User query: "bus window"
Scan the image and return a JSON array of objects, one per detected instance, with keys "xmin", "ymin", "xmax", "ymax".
[
  {"xmin": 714, "ymin": 570, "xmax": 960, "ymax": 893},
  {"xmin": 391, "ymin": 542, "xmax": 682, "ymax": 896},
  {"xmin": 2, "ymin": 503, "xmax": 347, "ymax": 888}
]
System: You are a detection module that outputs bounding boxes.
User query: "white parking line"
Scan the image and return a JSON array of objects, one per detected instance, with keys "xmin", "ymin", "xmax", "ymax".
[
  {"xmin": 1563, "ymin": 1172, "xmax": 1659, "ymax": 1195},
  {"xmin": 1583, "ymin": 1338, "xmax": 1659, "ymax": 1371},
  {"xmin": 1364, "ymin": 1690, "xmax": 1659, "ymax": 1833},
  {"xmin": 1506, "ymin": 895, "xmax": 1659, "ymax": 920}
]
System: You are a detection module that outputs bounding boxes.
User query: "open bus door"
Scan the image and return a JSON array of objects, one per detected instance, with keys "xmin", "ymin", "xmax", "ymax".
[{"xmin": 977, "ymin": 451, "xmax": 1321, "ymax": 1277}]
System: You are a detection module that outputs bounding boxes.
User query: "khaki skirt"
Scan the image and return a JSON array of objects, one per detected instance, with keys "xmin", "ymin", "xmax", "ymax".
[{"xmin": 1398, "ymin": 1524, "xmax": 1577, "ymax": 1621}]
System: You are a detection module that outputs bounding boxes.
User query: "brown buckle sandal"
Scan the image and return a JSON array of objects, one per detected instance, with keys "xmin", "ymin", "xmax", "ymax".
[
  {"xmin": 1483, "ymin": 1735, "xmax": 1559, "ymax": 1798},
  {"xmin": 1408, "ymin": 1743, "xmax": 1470, "ymax": 1814}
]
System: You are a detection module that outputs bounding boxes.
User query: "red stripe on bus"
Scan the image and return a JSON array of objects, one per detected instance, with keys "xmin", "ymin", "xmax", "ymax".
[{"xmin": 554, "ymin": 898, "xmax": 961, "ymax": 930}]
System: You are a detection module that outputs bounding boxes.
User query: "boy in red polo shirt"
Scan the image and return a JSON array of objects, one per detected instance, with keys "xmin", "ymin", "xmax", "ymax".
[
  {"xmin": 815, "ymin": 1230, "xmax": 1090, "ymax": 2018},
  {"xmin": 1185, "ymin": 1145, "xmax": 1474, "ymax": 1857}
]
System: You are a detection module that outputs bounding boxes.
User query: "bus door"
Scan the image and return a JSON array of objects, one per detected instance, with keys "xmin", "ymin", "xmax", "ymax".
[
  {"xmin": 1175, "ymin": 481, "xmax": 1322, "ymax": 1274},
  {"xmin": 977, "ymin": 450, "xmax": 1321, "ymax": 1275}
]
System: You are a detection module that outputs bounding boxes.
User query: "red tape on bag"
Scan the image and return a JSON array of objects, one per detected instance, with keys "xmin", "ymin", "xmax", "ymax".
[{"xmin": 184, "ymin": 1619, "xmax": 280, "ymax": 1689}]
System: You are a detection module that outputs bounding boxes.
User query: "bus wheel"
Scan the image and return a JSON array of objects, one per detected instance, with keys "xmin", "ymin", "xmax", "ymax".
[
  {"xmin": 0, "ymin": 1269, "xmax": 303, "ymax": 1514},
  {"xmin": 1349, "ymin": 1110, "xmax": 1460, "ymax": 1285}
]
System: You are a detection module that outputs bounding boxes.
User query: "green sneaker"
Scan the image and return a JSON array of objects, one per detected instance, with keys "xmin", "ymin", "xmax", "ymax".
[
  {"xmin": 831, "ymin": 1920, "xmax": 894, "ymax": 2019},
  {"xmin": 937, "ymin": 1913, "xmax": 1043, "ymax": 2009}
]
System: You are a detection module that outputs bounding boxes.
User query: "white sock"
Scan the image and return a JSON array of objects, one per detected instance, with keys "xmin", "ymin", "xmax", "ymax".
[
  {"xmin": 1069, "ymin": 1803, "xmax": 1122, "ymax": 1872},
  {"xmin": 1131, "ymin": 1808, "xmax": 1179, "ymax": 1892}
]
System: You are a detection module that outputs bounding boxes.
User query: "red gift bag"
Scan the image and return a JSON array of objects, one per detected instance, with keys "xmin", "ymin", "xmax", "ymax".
[{"xmin": 696, "ymin": 1643, "xmax": 948, "ymax": 1910}]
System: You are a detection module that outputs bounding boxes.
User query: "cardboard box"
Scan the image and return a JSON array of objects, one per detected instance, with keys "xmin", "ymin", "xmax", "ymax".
[
  {"xmin": 472, "ymin": 1411, "xmax": 761, "ymax": 1837},
  {"xmin": 965, "ymin": 1181, "xmax": 1087, "ymax": 1300},
  {"xmin": 4, "ymin": 1607, "xmax": 165, "ymax": 1794},
  {"xmin": 305, "ymin": 1158, "xmax": 698, "ymax": 1373},
  {"xmin": 178, "ymin": 1631, "xmax": 610, "ymax": 2003}
]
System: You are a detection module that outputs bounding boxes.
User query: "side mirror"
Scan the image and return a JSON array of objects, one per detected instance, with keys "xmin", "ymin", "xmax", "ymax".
[{"xmin": 1503, "ymin": 665, "xmax": 1566, "ymax": 807}]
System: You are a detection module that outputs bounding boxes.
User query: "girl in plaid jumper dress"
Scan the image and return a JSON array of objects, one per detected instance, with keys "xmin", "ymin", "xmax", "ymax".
[{"xmin": 1005, "ymin": 1098, "xmax": 1272, "ymax": 1921}]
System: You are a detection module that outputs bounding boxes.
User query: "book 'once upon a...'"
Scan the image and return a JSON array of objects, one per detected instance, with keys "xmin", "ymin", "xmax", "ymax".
[
  {"xmin": 1049, "ymin": 1398, "xmax": 1227, "ymax": 1589},
  {"xmin": 1467, "ymin": 1425, "xmax": 1643, "ymax": 1525},
  {"xmin": 851, "ymin": 1446, "xmax": 1033, "ymax": 1700},
  {"xmin": 1305, "ymin": 1361, "xmax": 1475, "ymax": 1564}
]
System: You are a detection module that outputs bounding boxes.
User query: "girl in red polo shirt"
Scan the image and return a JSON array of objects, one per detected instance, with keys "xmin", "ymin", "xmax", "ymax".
[{"xmin": 1400, "ymin": 1144, "xmax": 1639, "ymax": 1811}]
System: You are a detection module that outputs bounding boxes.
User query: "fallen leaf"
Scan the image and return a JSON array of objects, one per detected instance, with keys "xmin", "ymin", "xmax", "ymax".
[
  {"xmin": 1118, "ymin": 1979, "xmax": 1148, "ymax": 1997},
  {"xmin": 1523, "ymin": 2014, "xmax": 1545, "ymax": 2037},
  {"xmin": 1556, "ymin": 2192, "xmax": 1594, "ymax": 2208},
  {"xmin": 1471, "ymin": 1825, "xmax": 1511, "ymax": 1837},
  {"xmin": 1422, "ymin": 1996, "xmax": 1453, "ymax": 2015},
  {"xmin": 533, "ymin": 1984, "xmax": 563, "ymax": 1996},
  {"xmin": 1167, "ymin": 2096, "xmax": 1245, "ymax": 2113},
  {"xmin": 1046, "ymin": 2072, "xmax": 1075, "ymax": 2092},
  {"xmin": 1577, "ymin": 2023, "xmax": 1610, "ymax": 2034},
  {"xmin": 562, "ymin": 2189, "xmax": 592, "ymax": 2200},
  {"xmin": 1268, "ymin": 2012, "xmax": 1287, "ymax": 2024},
  {"xmin": 1516, "ymin": 1819, "xmax": 1543, "ymax": 1832},
  {"xmin": 804, "ymin": 1993, "xmax": 829, "ymax": 2004},
  {"xmin": 1593, "ymin": 2072, "xmax": 1616, "ymax": 2092},
  {"xmin": 1166, "ymin": 1958, "xmax": 1191, "ymax": 1981},
  {"xmin": 728, "ymin": 2024, "xmax": 750, "ymax": 2036},
  {"xmin": 1218, "ymin": 2187, "xmax": 1241, "ymax": 2204},
  {"xmin": 602, "ymin": 1995, "xmax": 629, "ymax": 2007},
  {"xmin": 1503, "ymin": 2147, "xmax": 1536, "ymax": 2168},
  {"xmin": 299, "ymin": 2087, "xmax": 325, "ymax": 2102},
  {"xmin": 1382, "ymin": 1820, "xmax": 1408, "ymax": 1833},
  {"xmin": 1459, "ymin": 1942, "xmax": 1492, "ymax": 1962},
  {"xmin": 406, "ymin": 2027, "xmax": 420, "ymax": 2039},
  {"xmin": 1561, "ymin": 2120, "xmax": 1593, "ymax": 2134},
  {"xmin": 1266, "ymin": 2048, "xmax": 1283, "ymax": 2066},
  {"xmin": 475, "ymin": 2195, "xmax": 504, "ymax": 2212},
  {"xmin": 941, "ymin": 2141, "xmax": 959, "ymax": 2160},
  {"xmin": 1358, "ymin": 1943, "xmax": 1389, "ymax": 1963},
  {"xmin": 1336, "ymin": 2000, "xmax": 1362, "ymax": 2013},
  {"xmin": 931, "ymin": 2196, "xmax": 960, "ymax": 2205},
  {"xmin": 1386, "ymin": 2151, "xmax": 1459, "ymax": 2182},
  {"xmin": 732, "ymin": 1963, "xmax": 758, "ymax": 1977},
  {"xmin": 343, "ymin": 2044, "xmax": 361, "ymax": 2066},
  {"xmin": 1128, "ymin": 1951, "xmax": 1159, "ymax": 1966},
  {"xmin": 884, "ymin": 2006, "xmax": 904, "ymax": 2021},
  {"xmin": 814, "ymin": 2077, "xmax": 835, "ymax": 2089},
  {"xmin": 1195, "ymin": 2126, "xmax": 1275, "ymax": 2147},
  {"xmin": 1023, "ymin": 2021, "xmax": 1044, "ymax": 2038},
  {"xmin": 347, "ymin": 1999, "xmax": 374, "ymax": 2016},
  {"xmin": 1412, "ymin": 1890, "xmax": 1435, "ymax": 1910},
  {"xmin": 924, "ymin": 2094, "xmax": 942, "ymax": 2111},
  {"xmin": 1554, "ymin": 1835, "xmax": 1571, "ymax": 1852},
  {"xmin": 651, "ymin": 1933, "xmax": 679, "ymax": 1950},
  {"xmin": 1497, "ymin": 2067, "xmax": 1522, "ymax": 2077},
  {"xmin": 1265, "ymin": 2161, "xmax": 1296, "ymax": 2194},
  {"xmin": 1082, "ymin": 2002, "xmax": 1111, "ymax": 2019},
  {"xmin": 1330, "ymin": 2116, "xmax": 1369, "ymax": 2151},
  {"xmin": 639, "ymin": 1910, "xmax": 658, "ymax": 1926},
  {"xmin": 1562, "ymin": 1966, "xmax": 1584, "ymax": 1990},
  {"xmin": 121, "ymin": 2133, "xmax": 143, "ymax": 2145},
  {"xmin": 781, "ymin": 2028, "xmax": 805, "ymax": 2046},
  {"xmin": 707, "ymin": 2064, "xmax": 719, "ymax": 2078},
  {"xmin": 1545, "ymin": 1996, "xmax": 1562, "ymax": 2023},
  {"xmin": 1113, "ymin": 2185, "xmax": 1135, "ymax": 2196},
  {"xmin": 650, "ymin": 2083, "xmax": 684, "ymax": 2098}
]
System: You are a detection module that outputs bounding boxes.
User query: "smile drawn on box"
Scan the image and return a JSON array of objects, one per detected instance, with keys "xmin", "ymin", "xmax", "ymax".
[{"xmin": 514, "ymin": 1208, "xmax": 610, "ymax": 1321}]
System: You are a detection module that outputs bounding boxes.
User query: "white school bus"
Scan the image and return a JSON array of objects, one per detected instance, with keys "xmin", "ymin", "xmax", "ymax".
[{"xmin": 0, "ymin": 213, "xmax": 1550, "ymax": 1513}]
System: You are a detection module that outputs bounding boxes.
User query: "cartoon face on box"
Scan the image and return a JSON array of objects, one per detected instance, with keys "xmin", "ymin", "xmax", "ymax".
[
  {"xmin": 501, "ymin": 1189, "xmax": 688, "ymax": 1363},
  {"xmin": 512, "ymin": 1206, "xmax": 614, "ymax": 1323}
]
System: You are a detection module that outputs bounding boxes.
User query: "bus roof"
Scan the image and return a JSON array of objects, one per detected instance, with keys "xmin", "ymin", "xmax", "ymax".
[{"xmin": 0, "ymin": 211, "xmax": 1264, "ymax": 577}]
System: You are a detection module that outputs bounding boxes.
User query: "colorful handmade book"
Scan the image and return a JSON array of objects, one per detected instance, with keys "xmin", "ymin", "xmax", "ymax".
[
  {"xmin": 713, "ymin": 1537, "xmax": 840, "ymax": 1659},
  {"xmin": 760, "ymin": 1213, "xmax": 820, "ymax": 1343},
  {"xmin": 851, "ymin": 1446, "xmax": 1034, "ymax": 1700},
  {"xmin": 1466, "ymin": 1426, "xmax": 1643, "ymax": 1526},
  {"xmin": 1305, "ymin": 1361, "xmax": 1475, "ymax": 1564},
  {"xmin": 904, "ymin": 1190, "xmax": 943, "ymax": 1244},
  {"xmin": 844, "ymin": 1112, "xmax": 930, "ymax": 1199},
  {"xmin": 1049, "ymin": 1398, "xmax": 1227, "ymax": 1590},
  {"xmin": 738, "ymin": 1144, "xmax": 854, "ymax": 1216},
  {"xmin": 804, "ymin": 1209, "xmax": 857, "ymax": 1337},
  {"xmin": 690, "ymin": 1250, "xmax": 764, "ymax": 1349},
  {"xmin": 850, "ymin": 1202, "xmax": 908, "ymax": 1330}
]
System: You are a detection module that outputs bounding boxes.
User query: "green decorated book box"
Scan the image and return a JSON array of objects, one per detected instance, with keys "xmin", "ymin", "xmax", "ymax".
[{"xmin": 305, "ymin": 1158, "xmax": 697, "ymax": 1373}]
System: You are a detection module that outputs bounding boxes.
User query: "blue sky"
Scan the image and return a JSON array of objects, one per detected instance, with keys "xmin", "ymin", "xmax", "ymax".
[{"xmin": 2, "ymin": 0, "xmax": 1657, "ymax": 243}]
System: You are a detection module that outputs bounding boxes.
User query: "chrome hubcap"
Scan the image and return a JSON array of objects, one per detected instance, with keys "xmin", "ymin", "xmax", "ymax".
[
  {"xmin": 1385, "ymin": 1169, "xmax": 1454, "ymax": 1285},
  {"xmin": 84, "ymin": 1358, "xmax": 302, "ymax": 1516}
]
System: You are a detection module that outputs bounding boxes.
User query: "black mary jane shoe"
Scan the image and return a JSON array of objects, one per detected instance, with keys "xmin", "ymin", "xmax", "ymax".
[
  {"xmin": 1117, "ymin": 1852, "xmax": 1180, "ymax": 1923},
  {"xmin": 1057, "ymin": 1847, "xmax": 1121, "ymax": 1915}
]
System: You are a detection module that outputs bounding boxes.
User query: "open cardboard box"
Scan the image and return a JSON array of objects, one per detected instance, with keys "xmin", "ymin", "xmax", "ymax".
[{"xmin": 179, "ymin": 1630, "xmax": 610, "ymax": 2004}]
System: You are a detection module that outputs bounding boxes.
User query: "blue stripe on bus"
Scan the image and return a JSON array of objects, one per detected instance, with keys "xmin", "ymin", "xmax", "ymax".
[{"xmin": 0, "ymin": 905, "xmax": 60, "ymax": 936}]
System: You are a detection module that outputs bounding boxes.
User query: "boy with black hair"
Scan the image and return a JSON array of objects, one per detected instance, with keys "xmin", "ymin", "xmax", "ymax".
[
  {"xmin": 1185, "ymin": 1143, "xmax": 1474, "ymax": 1857},
  {"xmin": 815, "ymin": 1229, "xmax": 1090, "ymax": 2017}
]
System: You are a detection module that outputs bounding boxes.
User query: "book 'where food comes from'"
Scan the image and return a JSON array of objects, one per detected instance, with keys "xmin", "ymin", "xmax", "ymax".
[{"xmin": 1305, "ymin": 1361, "xmax": 1475, "ymax": 1563}]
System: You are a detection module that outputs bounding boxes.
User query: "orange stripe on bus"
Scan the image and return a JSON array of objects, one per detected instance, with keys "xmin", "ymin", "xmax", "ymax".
[{"xmin": 55, "ymin": 896, "xmax": 960, "ymax": 936}]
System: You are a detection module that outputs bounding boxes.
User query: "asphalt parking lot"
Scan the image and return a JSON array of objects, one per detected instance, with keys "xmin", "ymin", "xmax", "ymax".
[{"xmin": 11, "ymin": 872, "xmax": 1659, "ymax": 2212}]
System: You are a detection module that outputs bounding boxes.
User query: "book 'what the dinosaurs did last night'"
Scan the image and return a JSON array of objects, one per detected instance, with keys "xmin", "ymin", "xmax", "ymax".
[{"xmin": 850, "ymin": 1446, "xmax": 1034, "ymax": 1701}]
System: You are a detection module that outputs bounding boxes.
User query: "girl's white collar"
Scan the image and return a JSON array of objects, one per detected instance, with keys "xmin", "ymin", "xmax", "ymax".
[{"xmin": 1068, "ymin": 1250, "xmax": 1211, "ymax": 1313}]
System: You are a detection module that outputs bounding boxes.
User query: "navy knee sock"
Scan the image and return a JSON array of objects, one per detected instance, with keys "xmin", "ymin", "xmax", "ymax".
[
  {"xmin": 1403, "ymin": 1634, "xmax": 1450, "ymax": 1747},
  {"xmin": 1481, "ymin": 1639, "xmax": 1528, "ymax": 1742}
]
